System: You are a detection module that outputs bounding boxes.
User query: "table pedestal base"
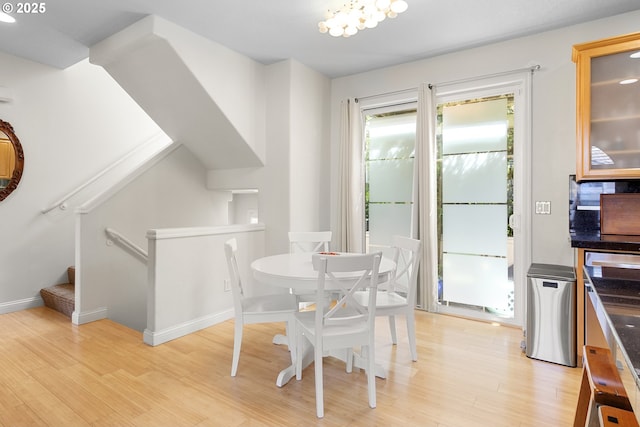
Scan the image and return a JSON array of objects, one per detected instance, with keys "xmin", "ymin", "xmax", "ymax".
[{"xmin": 275, "ymin": 346, "xmax": 386, "ymax": 387}]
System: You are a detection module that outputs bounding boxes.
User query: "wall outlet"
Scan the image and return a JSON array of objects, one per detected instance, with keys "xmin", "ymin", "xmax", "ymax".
[{"xmin": 224, "ymin": 279, "xmax": 231, "ymax": 292}]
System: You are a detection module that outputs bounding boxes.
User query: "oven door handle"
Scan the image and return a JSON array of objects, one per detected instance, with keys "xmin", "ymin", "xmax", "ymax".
[{"xmin": 590, "ymin": 260, "xmax": 640, "ymax": 269}]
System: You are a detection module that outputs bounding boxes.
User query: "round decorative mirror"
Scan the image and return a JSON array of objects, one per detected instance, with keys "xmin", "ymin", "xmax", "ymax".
[{"xmin": 0, "ymin": 119, "xmax": 24, "ymax": 202}]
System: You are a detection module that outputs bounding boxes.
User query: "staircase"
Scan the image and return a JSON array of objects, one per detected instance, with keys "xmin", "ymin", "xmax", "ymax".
[{"xmin": 40, "ymin": 267, "xmax": 75, "ymax": 317}]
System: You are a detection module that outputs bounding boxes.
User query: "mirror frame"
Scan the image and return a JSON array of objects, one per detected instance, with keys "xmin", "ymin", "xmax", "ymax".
[{"xmin": 0, "ymin": 119, "xmax": 24, "ymax": 202}]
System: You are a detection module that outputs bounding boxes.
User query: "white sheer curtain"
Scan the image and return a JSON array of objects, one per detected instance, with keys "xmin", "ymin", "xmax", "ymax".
[
  {"xmin": 337, "ymin": 98, "xmax": 365, "ymax": 253},
  {"xmin": 337, "ymin": 90, "xmax": 437, "ymax": 309},
  {"xmin": 414, "ymin": 83, "xmax": 438, "ymax": 311}
]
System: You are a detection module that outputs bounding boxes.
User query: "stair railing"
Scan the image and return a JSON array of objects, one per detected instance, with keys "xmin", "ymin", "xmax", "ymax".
[
  {"xmin": 43, "ymin": 166, "xmax": 107, "ymax": 214},
  {"xmin": 42, "ymin": 132, "xmax": 171, "ymax": 214},
  {"xmin": 105, "ymin": 227, "xmax": 148, "ymax": 263}
]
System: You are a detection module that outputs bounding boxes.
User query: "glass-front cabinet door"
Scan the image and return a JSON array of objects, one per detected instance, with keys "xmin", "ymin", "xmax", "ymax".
[{"xmin": 573, "ymin": 32, "xmax": 640, "ymax": 180}]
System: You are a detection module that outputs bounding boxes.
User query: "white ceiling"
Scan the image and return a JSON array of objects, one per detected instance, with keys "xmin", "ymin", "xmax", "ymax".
[{"xmin": 1, "ymin": 0, "xmax": 640, "ymax": 78}]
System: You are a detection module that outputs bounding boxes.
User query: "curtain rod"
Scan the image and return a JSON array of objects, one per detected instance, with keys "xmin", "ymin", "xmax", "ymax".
[
  {"xmin": 355, "ymin": 86, "xmax": 418, "ymax": 103},
  {"xmin": 352, "ymin": 64, "xmax": 540, "ymax": 102},
  {"xmin": 354, "ymin": 64, "xmax": 540, "ymax": 101},
  {"xmin": 429, "ymin": 64, "xmax": 541, "ymax": 90}
]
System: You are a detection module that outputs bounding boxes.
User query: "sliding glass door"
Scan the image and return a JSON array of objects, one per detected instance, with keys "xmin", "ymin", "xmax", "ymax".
[
  {"xmin": 438, "ymin": 95, "xmax": 514, "ymax": 319},
  {"xmin": 433, "ymin": 78, "xmax": 530, "ymax": 326}
]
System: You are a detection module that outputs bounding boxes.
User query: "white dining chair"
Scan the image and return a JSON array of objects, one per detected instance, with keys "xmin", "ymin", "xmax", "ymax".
[
  {"xmin": 288, "ymin": 231, "xmax": 333, "ymax": 307},
  {"xmin": 288, "ymin": 231, "xmax": 332, "ymax": 253},
  {"xmin": 224, "ymin": 238, "xmax": 298, "ymax": 377},
  {"xmin": 354, "ymin": 235, "xmax": 421, "ymax": 361},
  {"xmin": 295, "ymin": 251, "xmax": 382, "ymax": 418}
]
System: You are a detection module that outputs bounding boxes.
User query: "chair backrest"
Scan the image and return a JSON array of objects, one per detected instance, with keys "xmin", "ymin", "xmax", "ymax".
[
  {"xmin": 224, "ymin": 238, "xmax": 245, "ymax": 315},
  {"xmin": 289, "ymin": 231, "xmax": 332, "ymax": 253},
  {"xmin": 311, "ymin": 252, "xmax": 382, "ymax": 331},
  {"xmin": 389, "ymin": 236, "xmax": 421, "ymax": 303}
]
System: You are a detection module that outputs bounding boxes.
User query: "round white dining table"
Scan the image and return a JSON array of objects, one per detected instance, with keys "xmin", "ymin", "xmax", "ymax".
[
  {"xmin": 251, "ymin": 252, "xmax": 396, "ymax": 291},
  {"xmin": 250, "ymin": 251, "xmax": 395, "ymax": 387}
]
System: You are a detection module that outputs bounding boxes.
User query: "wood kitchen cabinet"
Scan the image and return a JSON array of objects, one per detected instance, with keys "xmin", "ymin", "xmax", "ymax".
[
  {"xmin": 0, "ymin": 137, "xmax": 15, "ymax": 180},
  {"xmin": 572, "ymin": 32, "xmax": 640, "ymax": 180}
]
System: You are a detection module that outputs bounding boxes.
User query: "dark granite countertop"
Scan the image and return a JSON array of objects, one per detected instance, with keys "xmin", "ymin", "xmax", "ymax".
[
  {"xmin": 584, "ymin": 266, "xmax": 640, "ymax": 383},
  {"xmin": 571, "ymin": 232, "xmax": 640, "ymax": 252}
]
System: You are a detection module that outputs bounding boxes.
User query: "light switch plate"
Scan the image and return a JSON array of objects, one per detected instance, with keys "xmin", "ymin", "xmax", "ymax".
[{"xmin": 535, "ymin": 201, "xmax": 551, "ymax": 214}]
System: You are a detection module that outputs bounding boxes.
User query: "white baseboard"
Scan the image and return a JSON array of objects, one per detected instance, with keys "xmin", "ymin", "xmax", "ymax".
[
  {"xmin": 72, "ymin": 307, "xmax": 108, "ymax": 325},
  {"xmin": 0, "ymin": 296, "xmax": 43, "ymax": 314},
  {"xmin": 143, "ymin": 309, "xmax": 234, "ymax": 346}
]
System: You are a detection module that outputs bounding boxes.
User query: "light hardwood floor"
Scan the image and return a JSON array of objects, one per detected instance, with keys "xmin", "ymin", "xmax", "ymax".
[{"xmin": 0, "ymin": 307, "xmax": 581, "ymax": 426}]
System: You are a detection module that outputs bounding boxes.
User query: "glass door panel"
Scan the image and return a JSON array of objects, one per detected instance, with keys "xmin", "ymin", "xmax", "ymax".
[
  {"xmin": 438, "ymin": 95, "xmax": 515, "ymax": 319},
  {"xmin": 364, "ymin": 109, "xmax": 416, "ymax": 254},
  {"xmin": 442, "ymin": 152, "xmax": 507, "ymax": 203},
  {"xmin": 443, "ymin": 253, "xmax": 509, "ymax": 308},
  {"xmin": 442, "ymin": 204, "xmax": 507, "ymax": 257}
]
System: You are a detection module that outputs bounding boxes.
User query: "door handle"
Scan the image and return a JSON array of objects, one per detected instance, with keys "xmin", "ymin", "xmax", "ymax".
[{"xmin": 509, "ymin": 214, "xmax": 520, "ymax": 230}]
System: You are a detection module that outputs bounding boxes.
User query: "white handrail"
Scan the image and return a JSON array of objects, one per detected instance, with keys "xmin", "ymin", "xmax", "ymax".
[
  {"xmin": 105, "ymin": 227, "xmax": 148, "ymax": 262},
  {"xmin": 42, "ymin": 132, "xmax": 171, "ymax": 214}
]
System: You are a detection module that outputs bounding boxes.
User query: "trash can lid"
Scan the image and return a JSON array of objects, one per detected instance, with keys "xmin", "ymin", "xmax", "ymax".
[{"xmin": 527, "ymin": 263, "xmax": 576, "ymax": 280}]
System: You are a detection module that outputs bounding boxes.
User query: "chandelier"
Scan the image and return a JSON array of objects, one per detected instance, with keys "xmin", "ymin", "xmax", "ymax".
[{"xmin": 318, "ymin": 0, "xmax": 409, "ymax": 38}]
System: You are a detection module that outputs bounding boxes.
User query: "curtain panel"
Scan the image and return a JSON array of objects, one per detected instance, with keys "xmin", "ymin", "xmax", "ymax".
[{"xmin": 337, "ymin": 98, "xmax": 365, "ymax": 253}]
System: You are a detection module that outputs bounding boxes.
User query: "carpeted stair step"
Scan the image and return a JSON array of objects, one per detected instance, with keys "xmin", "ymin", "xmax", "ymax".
[{"xmin": 40, "ymin": 267, "xmax": 75, "ymax": 318}]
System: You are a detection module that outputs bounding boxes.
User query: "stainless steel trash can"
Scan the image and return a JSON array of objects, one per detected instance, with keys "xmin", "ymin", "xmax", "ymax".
[{"xmin": 526, "ymin": 263, "xmax": 576, "ymax": 367}]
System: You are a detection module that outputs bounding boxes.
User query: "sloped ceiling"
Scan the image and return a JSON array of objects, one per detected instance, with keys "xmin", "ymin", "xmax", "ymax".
[{"xmin": 90, "ymin": 16, "xmax": 264, "ymax": 170}]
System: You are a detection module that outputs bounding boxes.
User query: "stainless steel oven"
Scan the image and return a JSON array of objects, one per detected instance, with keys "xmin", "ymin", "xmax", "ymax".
[{"xmin": 583, "ymin": 252, "xmax": 640, "ymax": 349}]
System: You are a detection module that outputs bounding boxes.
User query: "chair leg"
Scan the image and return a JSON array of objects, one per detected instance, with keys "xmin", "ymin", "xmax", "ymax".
[
  {"xmin": 573, "ymin": 365, "xmax": 592, "ymax": 427},
  {"xmin": 366, "ymin": 344, "xmax": 376, "ymax": 409},
  {"xmin": 231, "ymin": 320, "xmax": 243, "ymax": 377},
  {"xmin": 315, "ymin": 342, "xmax": 324, "ymax": 418},
  {"xmin": 406, "ymin": 312, "xmax": 417, "ymax": 361},
  {"xmin": 295, "ymin": 329, "xmax": 304, "ymax": 380},
  {"xmin": 388, "ymin": 315, "xmax": 398, "ymax": 345},
  {"xmin": 346, "ymin": 348, "xmax": 354, "ymax": 373}
]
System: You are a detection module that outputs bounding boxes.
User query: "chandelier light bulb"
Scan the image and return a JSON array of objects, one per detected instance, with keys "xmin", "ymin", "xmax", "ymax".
[
  {"xmin": 364, "ymin": 18, "xmax": 378, "ymax": 28},
  {"xmin": 318, "ymin": 0, "xmax": 408, "ymax": 37},
  {"xmin": 345, "ymin": 26, "xmax": 358, "ymax": 36},
  {"xmin": 390, "ymin": 0, "xmax": 408, "ymax": 13},
  {"xmin": 329, "ymin": 26, "xmax": 344, "ymax": 37},
  {"xmin": 348, "ymin": 9, "xmax": 361, "ymax": 24}
]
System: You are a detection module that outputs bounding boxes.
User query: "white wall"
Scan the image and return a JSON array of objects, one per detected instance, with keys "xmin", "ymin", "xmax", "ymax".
[
  {"xmin": 77, "ymin": 145, "xmax": 230, "ymax": 330},
  {"xmin": 289, "ymin": 60, "xmax": 331, "ymax": 233},
  {"xmin": 207, "ymin": 59, "xmax": 332, "ymax": 255},
  {"xmin": 159, "ymin": 16, "xmax": 267, "ymax": 164},
  {"xmin": 329, "ymin": 10, "xmax": 640, "ymax": 267},
  {"xmin": 0, "ymin": 53, "xmax": 161, "ymax": 310},
  {"xmin": 261, "ymin": 60, "xmax": 292, "ymax": 254},
  {"xmin": 145, "ymin": 224, "xmax": 265, "ymax": 345}
]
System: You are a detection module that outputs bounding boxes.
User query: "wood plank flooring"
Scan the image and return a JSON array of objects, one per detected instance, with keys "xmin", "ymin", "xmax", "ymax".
[{"xmin": 0, "ymin": 307, "xmax": 581, "ymax": 426}]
